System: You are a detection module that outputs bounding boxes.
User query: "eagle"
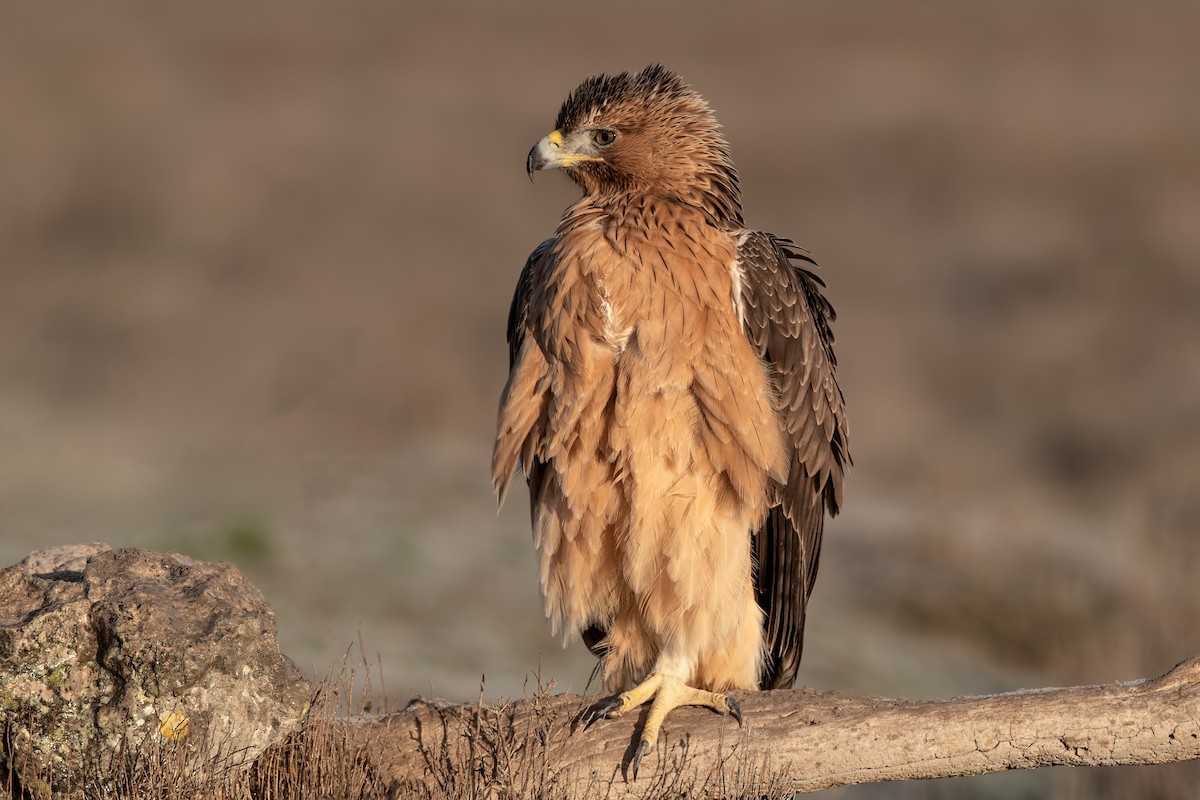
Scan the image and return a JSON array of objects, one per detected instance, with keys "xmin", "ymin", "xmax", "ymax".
[{"xmin": 493, "ymin": 65, "xmax": 848, "ymax": 773}]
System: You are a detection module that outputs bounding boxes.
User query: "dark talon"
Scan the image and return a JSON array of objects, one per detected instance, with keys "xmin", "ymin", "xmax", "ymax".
[
  {"xmin": 631, "ymin": 738, "xmax": 650, "ymax": 780},
  {"xmin": 727, "ymin": 696, "xmax": 743, "ymax": 727},
  {"xmin": 582, "ymin": 695, "xmax": 625, "ymax": 731}
]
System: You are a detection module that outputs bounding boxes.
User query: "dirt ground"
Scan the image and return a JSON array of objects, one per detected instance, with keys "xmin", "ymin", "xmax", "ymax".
[{"xmin": 1, "ymin": 3, "xmax": 1198, "ymax": 797}]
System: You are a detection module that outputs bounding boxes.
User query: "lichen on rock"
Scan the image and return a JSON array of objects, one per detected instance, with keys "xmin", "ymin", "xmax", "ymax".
[{"xmin": 0, "ymin": 543, "xmax": 311, "ymax": 798}]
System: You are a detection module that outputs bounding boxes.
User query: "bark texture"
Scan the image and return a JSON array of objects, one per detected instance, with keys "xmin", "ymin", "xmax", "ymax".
[{"xmin": 366, "ymin": 657, "xmax": 1200, "ymax": 798}]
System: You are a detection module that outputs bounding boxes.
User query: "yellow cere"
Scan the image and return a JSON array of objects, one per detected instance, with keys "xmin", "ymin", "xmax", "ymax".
[{"xmin": 547, "ymin": 130, "xmax": 564, "ymax": 147}]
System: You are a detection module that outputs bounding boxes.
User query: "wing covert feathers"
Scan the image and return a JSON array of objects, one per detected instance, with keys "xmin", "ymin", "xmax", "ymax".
[
  {"xmin": 492, "ymin": 239, "xmax": 554, "ymax": 507},
  {"xmin": 737, "ymin": 231, "xmax": 849, "ymax": 689}
]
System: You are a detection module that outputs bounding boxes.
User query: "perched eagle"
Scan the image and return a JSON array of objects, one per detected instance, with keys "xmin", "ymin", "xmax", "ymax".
[{"xmin": 493, "ymin": 65, "xmax": 848, "ymax": 771}]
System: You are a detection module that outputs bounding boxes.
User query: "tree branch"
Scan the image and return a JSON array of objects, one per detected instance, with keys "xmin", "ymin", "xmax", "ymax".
[{"xmin": 355, "ymin": 656, "xmax": 1200, "ymax": 798}]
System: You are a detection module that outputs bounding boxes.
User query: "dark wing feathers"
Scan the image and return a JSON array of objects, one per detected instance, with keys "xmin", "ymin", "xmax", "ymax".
[
  {"xmin": 507, "ymin": 237, "xmax": 554, "ymax": 369},
  {"xmin": 508, "ymin": 238, "xmax": 557, "ymax": 589},
  {"xmin": 738, "ymin": 231, "xmax": 849, "ymax": 689}
]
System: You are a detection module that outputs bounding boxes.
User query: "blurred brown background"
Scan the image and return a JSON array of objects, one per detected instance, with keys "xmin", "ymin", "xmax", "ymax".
[{"xmin": 2, "ymin": 3, "xmax": 1198, "ymax": 797}]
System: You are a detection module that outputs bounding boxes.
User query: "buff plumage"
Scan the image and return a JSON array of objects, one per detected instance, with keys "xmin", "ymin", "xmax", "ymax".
[{"xmin": 494, "ymin": 66, "xmax": 848, "ymax": 761}]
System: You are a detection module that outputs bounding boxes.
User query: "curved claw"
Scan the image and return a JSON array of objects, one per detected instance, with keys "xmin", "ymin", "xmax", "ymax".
[
  {"xmin": 726, "ymin": 696, "xmax": 743, "ymax": 727},
  {"xmin": 582, "ymin": 694, "xmax": 626, "ymax": 731},
  {"xmin": 630, "ymin": 738, "xmax": 650, "ymax": 780}
]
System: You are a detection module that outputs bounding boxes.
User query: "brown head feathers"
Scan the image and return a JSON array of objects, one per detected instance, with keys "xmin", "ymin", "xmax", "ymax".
[
  {"xmin": 555, "ymin": 64, "xmax": 691, "ymax": 132},
  {"xmin": 550, "ymin": 65, "xmax": 743, "ymax": 227}
]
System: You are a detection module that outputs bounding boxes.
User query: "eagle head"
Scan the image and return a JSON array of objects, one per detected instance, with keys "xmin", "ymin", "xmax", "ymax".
[{"xmin": 527, "ymin": 64, "xmax": 743, "ymax": 227}]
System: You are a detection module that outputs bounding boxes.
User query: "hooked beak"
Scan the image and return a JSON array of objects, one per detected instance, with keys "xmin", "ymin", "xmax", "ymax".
[
  {"xmin": 526, "ymin": 129, "xmax": 602, "ymax": 180},
  {"xmin": 525, "ymin": 138, "xmax": 549, "ymax": 180}
]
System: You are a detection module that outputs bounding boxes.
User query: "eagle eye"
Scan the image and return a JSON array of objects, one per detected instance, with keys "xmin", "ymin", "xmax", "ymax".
[{"xmin": 593, "ymin": 128, "xmax": 618, "ymax": 147}]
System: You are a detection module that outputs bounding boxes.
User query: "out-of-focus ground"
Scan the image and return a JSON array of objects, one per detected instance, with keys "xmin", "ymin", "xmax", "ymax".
[{"xmin": 1, "ymin": 3, "xmax": 1198, "ymax": 797}]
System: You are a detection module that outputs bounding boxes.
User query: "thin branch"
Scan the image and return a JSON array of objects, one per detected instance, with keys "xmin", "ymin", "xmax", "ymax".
[{"xmin": 355, "ymin": 656, "xmax": 1200, "ymax": 798}]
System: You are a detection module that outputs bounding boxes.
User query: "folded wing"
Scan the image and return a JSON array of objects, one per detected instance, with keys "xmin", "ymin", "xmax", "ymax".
[{"xmin": 737, "ymin": 232, "xmax": 850, "ymax": 689}]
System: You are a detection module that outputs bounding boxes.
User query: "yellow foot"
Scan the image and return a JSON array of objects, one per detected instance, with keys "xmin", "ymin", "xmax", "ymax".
[{"xmin": 584, "ymin": 674, "xmax": 743, "ymax": 778}]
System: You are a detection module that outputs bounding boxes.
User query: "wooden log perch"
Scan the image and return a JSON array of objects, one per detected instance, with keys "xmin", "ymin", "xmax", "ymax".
[{"xmin": 356, "ymin": 656, "xmax": 1200, "ymax": 798}]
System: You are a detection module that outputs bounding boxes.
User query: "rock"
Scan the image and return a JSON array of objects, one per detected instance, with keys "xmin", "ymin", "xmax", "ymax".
[{"xmin": 0, "ymin": 545, "xmax": 311, "ymax": 797}]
